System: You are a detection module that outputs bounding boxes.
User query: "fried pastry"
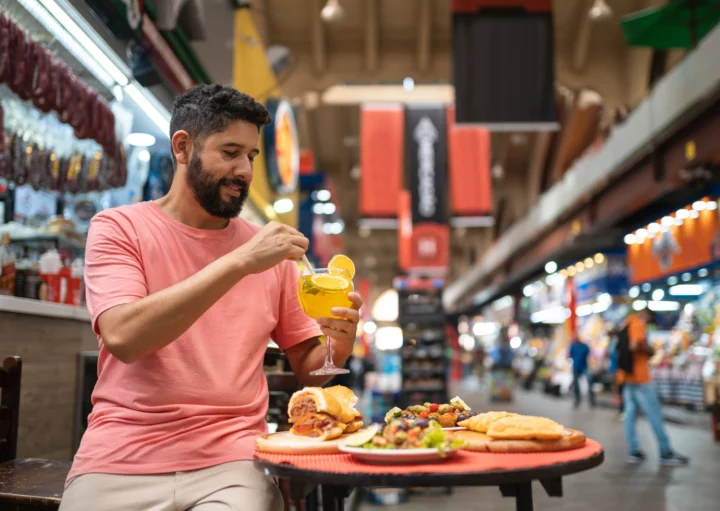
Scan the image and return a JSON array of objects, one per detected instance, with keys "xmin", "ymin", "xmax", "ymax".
[
  {"xmin": 486, "ymin": 415, "xmax": 564, "ymax": 441},
  {"xmin": 458, "ymin": 411, "xmax": 518, "ymax": 433}
]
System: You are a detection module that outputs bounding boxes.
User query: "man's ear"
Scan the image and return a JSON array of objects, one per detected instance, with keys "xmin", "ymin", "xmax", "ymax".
[{"xmin": 171, "ymin": 130, "xmax": 192, "ymax": 165}]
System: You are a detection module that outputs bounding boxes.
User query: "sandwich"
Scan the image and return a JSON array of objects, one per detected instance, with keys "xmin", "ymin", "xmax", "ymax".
[
  {"xmin": 287, "ymin": 386, "xmax": 364, "ymax": 440},
  {"xmin": 287, "ymin": 387, "xmax": 347, "ymax": 440},
  {"xmin": 325, "ymin": 385, "xmax": 364, "ymax": 433}
]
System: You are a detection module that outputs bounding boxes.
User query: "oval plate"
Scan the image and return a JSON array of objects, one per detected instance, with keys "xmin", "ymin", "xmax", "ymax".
[{"xmin": 338, "ymin": 445, "xmax": 459, "ymax": 465}]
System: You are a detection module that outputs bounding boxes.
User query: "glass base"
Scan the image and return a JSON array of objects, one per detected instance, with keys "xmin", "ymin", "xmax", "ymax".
[{"xmin": 310, "ymin": 363, "xmax": 350, "ymax": 376}]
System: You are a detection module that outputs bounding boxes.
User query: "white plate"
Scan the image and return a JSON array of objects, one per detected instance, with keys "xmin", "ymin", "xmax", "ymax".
[
  {"xmin": 442, "ymin": 427, "xmax": 466, "ymax": 431},
  {"xmin": 338, "ymin": 445, "xmax": 459, "ymax": 465}
]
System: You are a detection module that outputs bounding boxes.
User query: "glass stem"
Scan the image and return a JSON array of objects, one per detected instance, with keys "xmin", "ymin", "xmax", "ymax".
[{"xmin": 324, "ymin": 336, "xmax": 334, "ymax": 366}]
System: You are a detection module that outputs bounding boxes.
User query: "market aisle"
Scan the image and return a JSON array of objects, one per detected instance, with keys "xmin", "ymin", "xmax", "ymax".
[{"xmin": 358, "ymin": 379, "xmax": 720, "ymax": 511}]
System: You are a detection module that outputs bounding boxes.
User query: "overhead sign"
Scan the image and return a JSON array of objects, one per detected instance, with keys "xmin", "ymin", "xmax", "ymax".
[
  {"xmin": 263, "ymin": 99, "xmax": 300, "ymax": 195},
  {"xmin": 404, "ymin": 105, "xmax": 450, "ymax": 274},
  {"xmin": 406, "ymin": 105, "xmax": 448, "ymax": 225}
]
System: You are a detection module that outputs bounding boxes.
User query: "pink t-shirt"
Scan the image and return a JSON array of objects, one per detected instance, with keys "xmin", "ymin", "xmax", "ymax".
[{"xmin": 68, "ymin": 202, "xmax": 321, "ymax": 480}]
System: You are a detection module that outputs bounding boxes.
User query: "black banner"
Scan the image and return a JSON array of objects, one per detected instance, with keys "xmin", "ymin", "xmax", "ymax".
[{"xmin": 405, "ymin": 105, "xmax": 448, "ymax": 225}]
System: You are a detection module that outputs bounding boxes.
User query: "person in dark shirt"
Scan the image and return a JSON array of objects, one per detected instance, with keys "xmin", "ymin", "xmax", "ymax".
[{"xmin": 569, "ymin": 338, "xmax": 595, "ymax": 408}]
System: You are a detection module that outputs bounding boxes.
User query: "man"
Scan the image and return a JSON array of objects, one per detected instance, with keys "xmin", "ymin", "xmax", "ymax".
[
  {"xmin": 618, "ymin": 309, "xmax": 688, "ymax": 466},
  {"xmin": 60, "ymin": 85, "xmax": 362, "ymax": 510},
  {"xmin": 569, "ymin": 337, "xmax": 595, "ymax": 409}
]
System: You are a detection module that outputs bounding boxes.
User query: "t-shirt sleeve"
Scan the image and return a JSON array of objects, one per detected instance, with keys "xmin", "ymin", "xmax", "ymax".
[
  {"xmin": 84, "ymin": 211, "xmax": 148, "ymax": 336},
  {"xmin": 628, "ymin": 317, "xmax": 646, "ymax": 348},
  {"xmin": 272, "ymin": 261, "xmax": 323, "ymax": 351}
]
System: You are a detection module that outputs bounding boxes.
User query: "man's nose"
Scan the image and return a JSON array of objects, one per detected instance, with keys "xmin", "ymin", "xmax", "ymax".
[{"xmin": 232, "ymin": 159, "xmax": 253, "ymax": 179}]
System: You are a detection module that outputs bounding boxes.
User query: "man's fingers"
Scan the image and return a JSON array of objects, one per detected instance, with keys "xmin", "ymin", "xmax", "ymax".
[
  {"xmin": 328, "ymin": 307, "xmax": 359, "ymax": 323},
  {"xmin": 288, "ymin": 235, "xmax": 309, "ymax": 250},
  {"xmin": 347, "ymin": 292, "xmax": 363, "ymax": 311},
  {"xmin": 317, "ymin": 317, "xmax": 353, "ymax": 333}
]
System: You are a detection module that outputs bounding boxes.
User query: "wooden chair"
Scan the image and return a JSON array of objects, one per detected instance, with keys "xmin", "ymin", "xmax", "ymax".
[{"xmin": 0, "ymin": 356, "xmax": 70, "ymax": 510}]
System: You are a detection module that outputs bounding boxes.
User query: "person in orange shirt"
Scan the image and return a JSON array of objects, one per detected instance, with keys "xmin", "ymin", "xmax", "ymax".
[{"xmin": 618, "ymin": 309, "xmax": 688, "ymax": 466}]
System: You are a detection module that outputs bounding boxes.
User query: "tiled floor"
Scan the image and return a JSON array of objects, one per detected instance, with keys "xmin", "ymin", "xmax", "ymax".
[{"xmin": 356, "ymin": 378, "xmax": 720, "ymax": 511}]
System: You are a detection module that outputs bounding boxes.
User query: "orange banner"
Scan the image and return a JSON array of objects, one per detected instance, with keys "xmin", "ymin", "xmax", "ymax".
[
  {"xmin": 627, "ymin": 209, "xmax": 720, "ymax": 284},
  {"xmin": 359, "ymin": 105, "xmax": 404, "ymax": 217},
  {"xmin": 410, "ymin": 223, "xmax": 450, "ymax": 271},
  {"xmin": 398, "ymin": 189, "xmax": 413, "ymax": 271},
  {"xmin": 447, "ymin": 105, "xmax": 492, "ymax": 216}
]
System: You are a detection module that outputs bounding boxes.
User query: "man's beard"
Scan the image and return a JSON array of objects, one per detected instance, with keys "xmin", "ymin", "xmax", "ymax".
[{"xmin": 186, "ymin": 152, "xmax": 248, "ymax": 219}]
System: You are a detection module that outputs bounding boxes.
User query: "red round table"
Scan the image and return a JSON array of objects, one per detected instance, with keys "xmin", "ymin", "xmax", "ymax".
[{"xmin": 254, "ymin": 439, "xmax": 604, "ymax": 511}]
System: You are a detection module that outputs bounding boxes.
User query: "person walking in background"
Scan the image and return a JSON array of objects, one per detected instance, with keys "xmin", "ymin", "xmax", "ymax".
[
  {"xmin": 607, "ymin": 326, "xmax": 624, "ymax": 419},
  {"xmin": 569, "ymin": 337, "xmax": 595, "ymax": 408},
  {"xmin": 617, "ymin": 309, "xmax": 689, "ymax": 466}
]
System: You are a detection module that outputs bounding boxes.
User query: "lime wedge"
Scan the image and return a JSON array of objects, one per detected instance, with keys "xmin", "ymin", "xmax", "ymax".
[
  {"xmin": 384, "ymin": 407, "xmax": 402, "ymax": 424},
  {"xmin": 342, "ymin": 424, "xmax": 379, "ymax": 447},
  {"xmin": 450, "ymin": 396, "xmax": 471, "ymax": 411},
  {"xmin": 311, "ymin": 274, "xmax": 350, "ymax": 291}
]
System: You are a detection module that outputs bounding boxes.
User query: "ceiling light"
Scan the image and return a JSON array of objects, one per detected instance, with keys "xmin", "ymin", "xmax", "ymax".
[
  {"xmin": 675, "ymin": 217, "xmax": 684, "ymax": 226},
  {"xmin": 126, "ymin": 133, "xmax": 157, "ymax": 147},
  {"xmin": 661, "ymin": 216, "xmax": 674, "ymax": 227},
  {"xmin": 652, "ymin": 289, "xmax": 665, "ymax": 301},
  {"xmin": 690, "ymin": 209, "xmax": 700, "ymax": 218},
  {"xmin": 137, "ymin": 149, "xmax": 151, "ymax": 162},
  {"xmin": 682, "ymin": 273, "xmax": 692, "ymax": 282},
  {"xmin": 693, "ymin": 201, "xmax": 707, "ymax": 211},
  {"xmin": 559, "ymin": 269, "xmax": 568, "ymax": 279},
  {"xmin": 576, "ymin": 262, "xmax": 585, "ymax": 272},
  {"xmin": 545, "ymin": 261, "xmax": 557, "ymax": 274},
  {"xmin": 273, "ymin": 198, "xmax": 294, "ymax": 214},
  {"xmin": 363, "ymin": 320, "xmax": 377, "ymax": 335},
  {"xmin": 624, "ymin": 234, "xmax": 637, "ymax": 245},
  {"xmin": 708, "ymin": 201, "xmax": 718, "ymax": 211},
  {"xmin": 523, "ymin": 285, "xmax": 535, "ymax": 297},
  {"xmin": 669, "ymin": 284, "xmax": 704, "ymax": 296},
  {"xmin": 594, "ymin": 253, "xmax": 605, "ymax": 264},
  {"xmin": 676, "ymin": 209, "xmax": 689, "ymax": 219},
  {"xmin": 567, "ymin": 266, "xmax": 577, "ymax": 277},
  {"xmin": 698, "ymin": 268, "xmax": 709, "ymax": 278},
  {"xmin": 588, "ymin": 0, "xmax": 613, "ymax": 22},
  {"xmin": 125, "ymin": 83, "xmax": 171, "ymax": 135},
  {"xmin": 320, "ymin": 0, "xmax": 345, "ymax": 22},
  {"xmin": 629, "ymin": 286, "xmax": 640, "ymax": 298},
  {"xmin": 403, "ymin": 77, "xmax": 415, "ymax": 92},
  {"xmin": 316, "ymin": 189, "xmax": 331, "ymax": 202},
  {"xmin": 648, "ymin": 222, "xmax": 660, "ymax": 233},
  {"xmin": 584, "ymin": 258, "xmax": 594, "ymax": 268},
  {"xmin": 510, "ymin": 337, "xmax": 522, "ymax": 349},
  {"xmin": 648, "ymin": 301, "xmax": 680, "ymax": 312},
  {"xmin": 633, "ymin": 300, "xmax": 648, "ymax": 311},
  {"xmin": 636, "ymin": 228, "xmax": 648, "ymax": 238},
  {"xmin": 374, "ymin": 326, "xmax": 403, "ymax": 351},
  {"xmin": 667, "ymin": 276, "xmax": 678, "ymax": 286},
  {"xmin": 323, "ymin": 203, "xmax": 336, "ymax": 215},
  {"xmin": 641, "ymin": 283, "xmax": 652, "ymax": 292}
]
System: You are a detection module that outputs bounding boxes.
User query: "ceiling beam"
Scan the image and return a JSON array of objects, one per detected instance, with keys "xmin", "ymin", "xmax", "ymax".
[
  {"xmin": 309, "ymin": 0, "xmax": 327, "ymax": 74},
  {"xmin": 527, "ymin": 132, "xmax": 553, "ymax": 205},
  {"xmin": 365, "ymin": 0, "xmax": 379, "ymax": 72},
  {"xmin": 572, "ymin": 0, "xmax": 593, "ymax": 73},
  {"xmin": 250, "ymin": 0, "xmax": 270, "ymax": 47},
  {"xmin": 417, "ymin": 0, "xmax": 432, "ymax": 72}
]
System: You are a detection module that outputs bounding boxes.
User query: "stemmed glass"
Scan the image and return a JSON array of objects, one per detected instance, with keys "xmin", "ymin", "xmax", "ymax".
[{"xmin": 298, "ymin": 265, "xmax": 352, "ymax": 376}]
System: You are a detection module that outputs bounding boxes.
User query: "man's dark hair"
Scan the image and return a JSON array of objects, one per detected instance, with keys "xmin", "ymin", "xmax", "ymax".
[{"xmin": 169, "ymin": 84, "xmax": 271, "ymax": 162}]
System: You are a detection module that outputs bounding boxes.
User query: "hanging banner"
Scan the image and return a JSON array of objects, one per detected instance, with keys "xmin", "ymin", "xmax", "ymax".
[
  {"xmin": 398, "ymin": 189, "xmax": 413, "ymax": 271},
  {"xmin": 405, "ymin": 105, "xmax": 449, "ymax": 273},
  {"xmin": 628, "ymin": 208, "xmax": 720, "ymax": 284},
  {"xmin": 359, "ymin": 104, "xmax": 404, "ymax": 217},
  {"xmin": 447, "ymin": 105, "xmax": 493, "ymax": 216},
  {"xmin": 406, "ymin": 105, "xmax": 448, "ymax": 225}
]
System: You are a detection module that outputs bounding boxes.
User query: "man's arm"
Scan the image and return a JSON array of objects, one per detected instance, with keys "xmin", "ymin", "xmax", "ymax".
[
  {"xmin": 284, "ymin": 293, "xmax": 362, "ymax": 387},
  {"xmin": 96, "ymin": 220, "xmax": 309, "ymax": 364}
]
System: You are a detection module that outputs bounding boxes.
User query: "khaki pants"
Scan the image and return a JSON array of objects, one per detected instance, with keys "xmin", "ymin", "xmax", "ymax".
[{"xmin": 59, "ymin": 461, "xmax": 284, "ymax": 511}]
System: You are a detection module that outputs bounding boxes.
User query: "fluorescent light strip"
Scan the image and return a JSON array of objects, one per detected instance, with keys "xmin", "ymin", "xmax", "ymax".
[
  {"xmin": 39, "ymin": 0, "xmax": 129, "ymax": 85},
  {"xmin": 648, "ymin": 301, "xmax": 681, "ymax": 312},
  {"xmin": 18, "ymin": 0, "xmax": 114, "ymax": 87},
  {"xmin": 125, "ymin": 84, "xmax": 171, "ymax": 135},
  {"xmin": 669, "ymin": 284, "xmax": 704, "ymax": 296}
]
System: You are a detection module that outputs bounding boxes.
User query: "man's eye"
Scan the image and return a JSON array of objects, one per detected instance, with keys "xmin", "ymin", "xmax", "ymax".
[{"xmin": 223, "ymin": 151, "xmax": 238, "ymax": 157}]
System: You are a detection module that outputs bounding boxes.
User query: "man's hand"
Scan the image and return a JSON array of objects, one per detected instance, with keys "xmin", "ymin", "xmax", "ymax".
[
  {"xmin": 233, "ymin": 221, "xmax": 309, "ymax": 274},
  {"xmin": 317, "ymin": 292, "xmax": 363, "ymax": 359}
]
